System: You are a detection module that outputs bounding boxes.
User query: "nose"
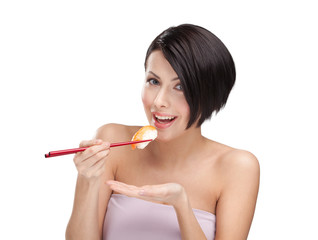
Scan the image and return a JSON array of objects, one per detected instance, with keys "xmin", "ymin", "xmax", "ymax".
[{"xmin": 154, "ymin": 88, "xmax": 169, "ymax": 109}]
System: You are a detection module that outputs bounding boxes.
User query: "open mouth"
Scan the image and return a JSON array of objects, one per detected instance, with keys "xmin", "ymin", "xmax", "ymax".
[{"xmin": 153, "ymin": 114, "xmax": 177, "ymax": 127}]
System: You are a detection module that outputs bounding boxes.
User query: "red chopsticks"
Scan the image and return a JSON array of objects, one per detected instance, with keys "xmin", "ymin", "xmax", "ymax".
[{"xmin": 44, "ymin": 139, "xmax": 152, "ymax": 158}]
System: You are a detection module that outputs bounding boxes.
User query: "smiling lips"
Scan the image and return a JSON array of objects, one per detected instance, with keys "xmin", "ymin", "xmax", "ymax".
[{"xmin": 153, "ymin": 112, "xmax": 177, "ymax": 129}]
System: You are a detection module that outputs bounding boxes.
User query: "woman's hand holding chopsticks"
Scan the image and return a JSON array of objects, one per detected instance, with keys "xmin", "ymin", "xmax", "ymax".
[{"xmin": 73, "ymin": 139, "xmax": 110, "ymax": 180}]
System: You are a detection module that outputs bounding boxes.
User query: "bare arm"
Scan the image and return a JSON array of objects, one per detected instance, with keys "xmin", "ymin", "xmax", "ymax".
[
  {"xmin": 66, "ymin": 175, "xmax": 102, "ymax": 240},
  {"xmin": 66, "ymin": 124, "xmax": 120, "ymax": 240},
  {"xmin": 65, "ymin": 139, "xmax": 110, "ymax": 240},
  {"xmin": 173, "ymin": 192, "xmax": 208, "ymax": 239},
  {"xmin": 215, "ymin": 150, "xmax": 260, "ymax": 240}
]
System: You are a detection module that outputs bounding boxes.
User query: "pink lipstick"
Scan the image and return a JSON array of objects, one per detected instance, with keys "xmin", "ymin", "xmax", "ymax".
[{"xmin": 153, "ymin": 112, "xmax": 177, "ymax": 129}]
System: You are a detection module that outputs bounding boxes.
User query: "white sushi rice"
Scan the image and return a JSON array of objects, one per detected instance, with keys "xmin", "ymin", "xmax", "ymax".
[{"xmin": 136, "ymin": 129, "xmax": 158, "ymax": 149}]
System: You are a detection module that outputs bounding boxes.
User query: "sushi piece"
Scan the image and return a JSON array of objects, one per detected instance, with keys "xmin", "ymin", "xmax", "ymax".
[{"xmin": 131, "ymin": 125, "xmax": 157, "ymax": 150}]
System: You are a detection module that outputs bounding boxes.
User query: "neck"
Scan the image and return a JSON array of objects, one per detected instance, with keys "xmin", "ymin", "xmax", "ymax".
[{"xmin": 148, "ymin": 127, "xmax": 206, "ymax": 169}]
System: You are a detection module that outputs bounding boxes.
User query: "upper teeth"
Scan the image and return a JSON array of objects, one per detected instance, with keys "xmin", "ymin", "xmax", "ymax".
[{"xmin": 155, "ymin": 115, "xmax": 175, "ymax": 120}]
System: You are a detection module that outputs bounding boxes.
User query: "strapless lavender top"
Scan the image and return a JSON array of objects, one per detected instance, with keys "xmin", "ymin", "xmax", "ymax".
[{"xmin": 103, "ymin": 194, "xmax": 216, "ymax": 240}]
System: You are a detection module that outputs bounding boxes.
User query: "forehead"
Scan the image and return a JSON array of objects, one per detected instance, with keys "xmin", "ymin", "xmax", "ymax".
[{"xmin": 145, "ymin": 50, "xmax": 178, "ymax": 78}]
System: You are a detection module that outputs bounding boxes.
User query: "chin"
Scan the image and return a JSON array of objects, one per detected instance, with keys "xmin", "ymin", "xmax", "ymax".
[
  {"xmin": 155, "ymin": 134, "xmax": 171, "ymax": 143},
  {"xmin": 156, "ymin": 128, "xmax": 188, "ymax": 143}
]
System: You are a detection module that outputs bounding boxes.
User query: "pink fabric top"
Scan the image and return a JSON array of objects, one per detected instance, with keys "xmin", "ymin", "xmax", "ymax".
[{"xmin": 103, "ymin": 194, "xmax": 216, "ymax": 240}]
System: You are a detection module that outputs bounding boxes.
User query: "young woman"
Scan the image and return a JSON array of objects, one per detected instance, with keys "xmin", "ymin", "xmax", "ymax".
[{"xmin": 65, "ymin": 24, "xmax": 260, "ymax": 240}]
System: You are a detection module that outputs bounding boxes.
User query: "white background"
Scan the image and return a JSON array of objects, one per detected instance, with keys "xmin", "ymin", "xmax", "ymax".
[{"xmin": 1, "ymin": 0, "xmax": 317, "ymax": 239}]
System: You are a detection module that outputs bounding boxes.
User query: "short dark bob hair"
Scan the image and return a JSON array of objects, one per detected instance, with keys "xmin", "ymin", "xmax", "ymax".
[{"xmin": 145, "ymin": 24, "xmax": 236, "ymax": 129}]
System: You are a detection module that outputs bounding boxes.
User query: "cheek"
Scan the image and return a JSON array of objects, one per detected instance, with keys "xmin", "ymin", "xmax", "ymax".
[
  {"xmin": 141, "ymin": 87, "xmax": 152, "ymax": 108},
  {"xmin": 175, "ymin": 95, "xmax": 190, "ymax": 119},
  {"xmin": 180, "ymin": 101, "xmax": 190, "ymax": 120}
]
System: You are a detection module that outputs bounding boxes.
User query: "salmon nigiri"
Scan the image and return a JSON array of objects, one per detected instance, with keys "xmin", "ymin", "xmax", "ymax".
[{"xmin": 131, "ymin": 125, "xmax": 157, "ymax": 150}]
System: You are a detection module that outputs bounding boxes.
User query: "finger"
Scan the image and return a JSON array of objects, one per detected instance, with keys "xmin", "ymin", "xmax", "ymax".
[
  {"xmin": 107, "ymin": 181, "xmax": 138, "ymax": 191},
  {"xmin": 137, "ymin": 184, "xmax": 167, "ymax": 199},
  {"xmin": 82, "ymin": 148, "xmax": 110, "ymax": 169},
  {"xmin": 107, "ymin": 180, "xmax": 152, "ymax": 198},
  {"xmin": 84, "ymin": 158, "xmax": 106, "ymax": 178},
  {"xmin": 79, "ymin": 139, "xmax": 103, "ymax": 148},
  {"xmin": 137, "ymin": 183, "xmax": 183, "ymax": 204},
  {"xmin": 82, "ymin": 142, "xmax": 110, "ymax": 160},
  {"xmin": 94, "ymin": 160, "xmax": 107, "ymax": 176},
  {"xmin": 107, "ymin": 181, "xmax": 169, "ymax": 203},
  {"xmin": 107, "ymin": 181, "xmax": 141, "ymax": 197},
  {"xmin": 74, "ymin": 142, "xmax": 110, "ymax": 165}
]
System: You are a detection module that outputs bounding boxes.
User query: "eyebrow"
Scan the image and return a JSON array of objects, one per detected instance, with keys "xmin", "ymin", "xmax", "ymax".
[{"xmin": 148, "ymin": 71, "xmax": 179, "ymax": 81}]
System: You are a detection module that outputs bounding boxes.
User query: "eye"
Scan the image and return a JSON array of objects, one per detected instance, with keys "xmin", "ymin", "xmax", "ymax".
[
  {"xmin": 147, "ymin": 78, "xmax": 160, "ymax": 85},
  {"xmin": 175, "ymin": 83, "xmax": 183, "ymax": 91}
]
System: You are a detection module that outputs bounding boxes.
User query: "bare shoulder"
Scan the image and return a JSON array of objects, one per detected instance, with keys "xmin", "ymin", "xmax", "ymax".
[
  {"xmin": 212, "ymin": 145, "xmax": 260, "ymax": 239},
  {"xmin": 209, "ymin": 141, "xmax": 260, "ymax": 186},
  {"xmin": 221, "ymin": 148, "xmax": 259, "ymax": 172},
  {"xmin": 214, "ymin": 146, "xmax": 260, "ymax": 196},
  {"xmin": 94, "ymin": 123, "xmax": 142, "ymax": 170},
  {"xmin": 95, "ymin": 123, "xmax": 141, "ymax": 142}
]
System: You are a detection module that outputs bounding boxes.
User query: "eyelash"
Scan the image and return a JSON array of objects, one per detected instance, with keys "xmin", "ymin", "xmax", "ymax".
[
  {"xmin": 147, "ymin": 78, "xmax": 159, "ymax": 85},
  {"xmin": 175, "ymin": 84, "xmax": 183, "ymax": 91},
  {"xmin": 146, "ymin": 78, "xmax": 183, "ymax": 91}
]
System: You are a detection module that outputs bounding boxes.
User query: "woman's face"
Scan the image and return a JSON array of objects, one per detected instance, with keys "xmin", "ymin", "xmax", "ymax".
[{"xmin": 142, "ymin": 50, "xmax": 190, "ymax": 141}]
